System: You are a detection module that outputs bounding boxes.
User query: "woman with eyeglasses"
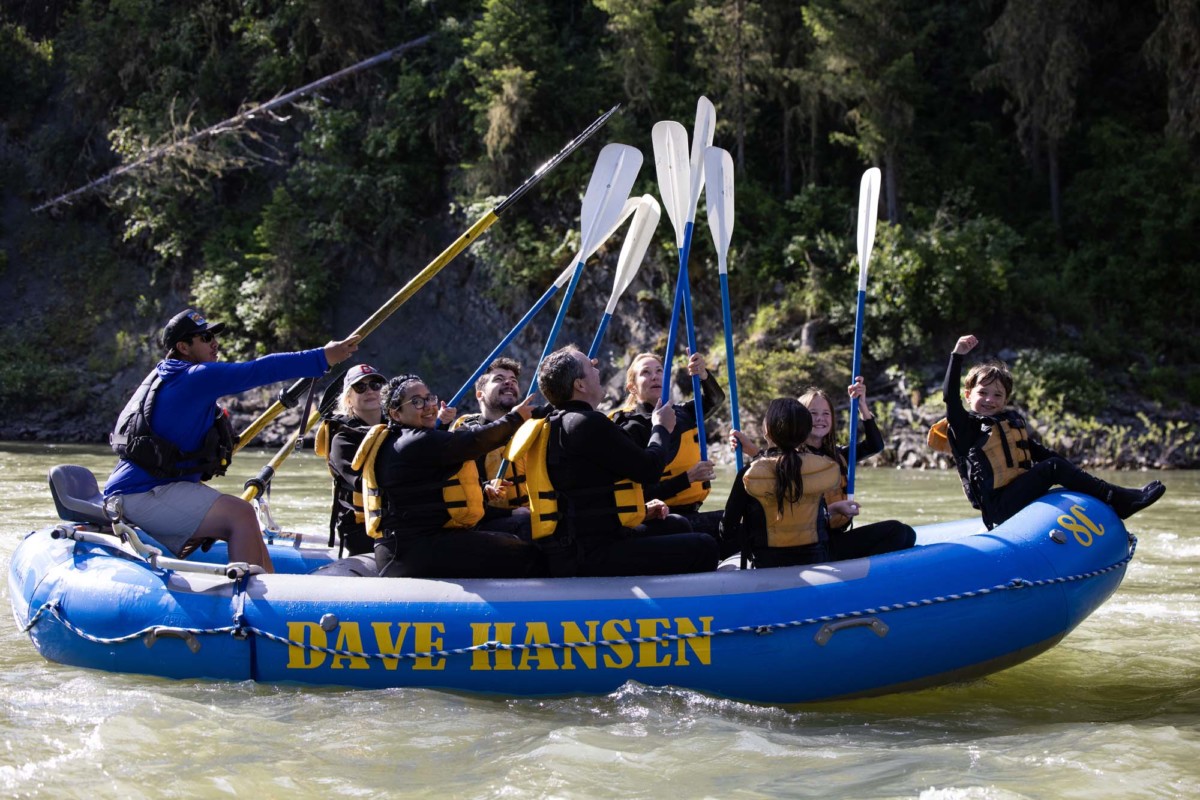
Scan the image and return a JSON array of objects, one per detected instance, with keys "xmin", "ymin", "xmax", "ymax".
[
  {"xmin": 105, "ymin": 308, "xmax": 360, "ymax": 573},
  {"xmin": 318, "ymin": 364, "xmax": 388, "ymax": 558},
  {"xmin": 356, "ymin": 374, "xmax": 545, "ymax": 579}
]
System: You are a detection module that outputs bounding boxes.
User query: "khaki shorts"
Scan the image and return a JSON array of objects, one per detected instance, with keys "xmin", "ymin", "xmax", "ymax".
[{"xmin": 118, "ymin": 482, "xmax": 223, "ymax": 556}]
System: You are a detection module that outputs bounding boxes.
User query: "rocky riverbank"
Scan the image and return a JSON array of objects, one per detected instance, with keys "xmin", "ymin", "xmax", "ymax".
[{"xmin": 8, "ymin": 380, "xmax": 1196, "ymax": 471}]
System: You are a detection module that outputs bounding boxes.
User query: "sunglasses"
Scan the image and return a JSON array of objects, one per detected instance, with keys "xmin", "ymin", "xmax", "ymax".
[
  {"xmin": 352, "ymin": 378, "xmax": 386, "ymax": 393},
  {"xmin": 192, "ymin": 331, "xmax": 217, "ymax": 343},
  {"xmin": 403, "ymin": 393, "xmax": 439, "ymax": 410}
]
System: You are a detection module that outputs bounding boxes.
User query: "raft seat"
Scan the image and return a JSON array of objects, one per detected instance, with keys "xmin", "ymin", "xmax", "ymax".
[{"xmin": 48, "ymin": 464, "xmax": 110, "ymax": 527}]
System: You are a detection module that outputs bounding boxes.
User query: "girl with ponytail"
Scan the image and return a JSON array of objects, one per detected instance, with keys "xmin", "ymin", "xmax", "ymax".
[{"xmin": 721, "ymin": 398, "xmax": 845, "ymax": 568}]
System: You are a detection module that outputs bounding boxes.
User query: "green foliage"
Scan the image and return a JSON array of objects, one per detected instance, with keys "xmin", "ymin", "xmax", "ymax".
[
  {"xmin": 1, "ymin": 0, "xmax": 1198, "ymax": 456},
  {"xmin": 1014, "ymin": 349, "xmax": 1107, "ymax": 418}
]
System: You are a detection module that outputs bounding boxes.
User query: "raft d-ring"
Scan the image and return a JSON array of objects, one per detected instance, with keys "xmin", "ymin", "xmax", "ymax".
[
  {"xmin": 814, "ymin": 617, "xmax": 889, "ymax": 647},
  {"xmin": 144, "ymin": 627, "xmax": 201, "ymax": 654}
]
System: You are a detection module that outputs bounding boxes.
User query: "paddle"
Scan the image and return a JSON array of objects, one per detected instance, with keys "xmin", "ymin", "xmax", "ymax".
[
  {"xmin": 846, "ymin": 167, "xmax": 882, "ymax": 499},
  {"xmin": 444, "ymin": 194, "xmax": 648, "ymax": 416},
  {"xmin": 703, "ymin": 146, "xmax": 741, "ymax": 471},
  {"xmin": 652, "ymin": 96, "xmax": 716, "ymax": 459},
  {"xmin": 490, "ymin": 142, "xmax": 643, "ymax": 481},
  {"xmin": 241, "ymin": 364, "xmax": 350, "ymax": 503},
  {"xmin": 232, "ymin": 104, "xmax": 619, "ymax": 453},
  {"xmin": 587, "ymin": 194, "xmax": 661, "ymax": 359}
]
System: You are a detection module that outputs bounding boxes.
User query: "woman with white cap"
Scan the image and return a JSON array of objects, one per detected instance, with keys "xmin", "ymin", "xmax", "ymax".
[{"xmin": 319, "ymin": 363, "xmax": 386, "ymax": 557}]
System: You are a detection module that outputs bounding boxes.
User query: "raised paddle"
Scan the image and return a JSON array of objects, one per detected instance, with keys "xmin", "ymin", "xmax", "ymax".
[
  {"xmin": 444, "ymin": 194, "xmax": 649, "ymax": 416},
  {"xmin": 652, "ymin": 96, "xmax": 716, "ymax": 459},
  {"xmin": 524, "ymin": 142, "xmax": 643, "ymax": 393},
  {"xmin": 240, "ymin": 364, "xmax": 351, "ymax": 503},
  {"xmin": 490, "ymin": 142, "xmax": 643, "ymax": 481},
  {"xmin": 587, "ymin": 194, "xmax": 661, "ymax": 359},
  {"xmin": 703, "ymin": 146, "xmax": 741, "ymax": 470},
  {"xmin": 232, "ymin": 105, "xmax": 619, "ymax": 453},
  {"xmin": 847, "ymin": 167, "xmax": 882, "ymax": 500}
]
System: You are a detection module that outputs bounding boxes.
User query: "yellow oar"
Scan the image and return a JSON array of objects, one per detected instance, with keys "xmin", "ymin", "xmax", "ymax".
[{"xmin": 233, "ymin": 104, "xmax": 620, "ymax": 453}]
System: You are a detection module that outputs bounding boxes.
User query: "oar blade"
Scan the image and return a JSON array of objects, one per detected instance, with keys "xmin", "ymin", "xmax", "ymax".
[
  {"xmin": 578, "ymin": 143, "xmax": 643, "ymax": 259},
  {"xmin": 703, "ymin": 146, "xmax": 735, "ymax": 275},
  {"xmin": 856, "ymin": 167, "xmax": 882, "ymax": 288},
  {"xmin": 606, "ymin": 195, "xmax": 661, "ymax": 313},
  {"xmin": 652, "ymin": 120, "xmax": 690, "ymax": 248},
  {"xmin": 688, "ymin": 96, "xmax": 717, "ymax": 216}
]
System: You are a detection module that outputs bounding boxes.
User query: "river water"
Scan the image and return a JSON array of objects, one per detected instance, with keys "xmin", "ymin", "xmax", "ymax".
[{"xmin": 1, "ymin": 442, "xmax": 1196, "ymax": 798}]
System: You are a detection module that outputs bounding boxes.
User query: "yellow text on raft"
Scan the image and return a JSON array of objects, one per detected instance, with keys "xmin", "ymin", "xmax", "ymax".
[{"xmin": 285, "ymin": 617, "xmax": 715, "ymax": 672}]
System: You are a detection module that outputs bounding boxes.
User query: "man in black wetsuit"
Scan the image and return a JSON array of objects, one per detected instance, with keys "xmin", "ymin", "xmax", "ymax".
[{"xmin": 531, "ymin": 346, "xmax": 718, "ymax": 577}]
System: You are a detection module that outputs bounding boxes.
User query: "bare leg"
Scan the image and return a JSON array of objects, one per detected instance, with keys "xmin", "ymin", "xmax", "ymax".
[{"xmin": 194, "ymin": 495, "xmax": 275, "ymax": 573}]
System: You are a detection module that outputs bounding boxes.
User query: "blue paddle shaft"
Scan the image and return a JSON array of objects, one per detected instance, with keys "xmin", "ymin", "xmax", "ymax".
[
  {"xmin": 447, "ymin": 283, "xmax": 562, "ymax": 411},
  {"xmin": 677, "ymin": 227, "xmax": 707, "ymax": 461},
  {"xmin": 588, "ymin": 313, "xmax": 613, "ymax": 360},
  {"xmin": 493, "ymin": 260, "xmax": 585, "ymax": 481},
  {"xmin": 847, "ymin": 288, "xmax": 867, "ymax": 496},
  {"xmin": 719, "ymin": 272, "xmax": 742, "ymax": 471}
]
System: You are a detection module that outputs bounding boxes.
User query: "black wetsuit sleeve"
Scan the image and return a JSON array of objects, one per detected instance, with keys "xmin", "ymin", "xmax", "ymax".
[
  {"xmin": 942, "ymin": 352, "xmax": 974, "ymax": 455},
  {"xmin": 613, "ymin": 409, "xmax": 654, "ymax": 448},
  {"xmin": 569, "ymin": 410, "xmax": 668, "ymax": 485},
  {"xmin": 1027, "ymin": 436, "xmax": 1059, "ymax": 463},
  {"xmin": 721, "ymin": 465, "xmax": 752, "ymax": 544},
  {"xmin": 699, "ymin": 372, "xmax": 725, "ymax": 420},
  {"xmin": 417, "ymin": 413, "xmax": 522, "ymax": 467}
]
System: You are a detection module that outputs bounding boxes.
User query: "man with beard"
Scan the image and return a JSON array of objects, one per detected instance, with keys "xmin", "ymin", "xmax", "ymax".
[{"xmin": 451, "ymin": 357, "xmax": 532, "ymax": 538}]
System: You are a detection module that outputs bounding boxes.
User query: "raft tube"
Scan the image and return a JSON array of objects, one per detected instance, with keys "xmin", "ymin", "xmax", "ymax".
[{"xmin": 8, "ymin": 491, "xmax": 1132, "ymax": 704}]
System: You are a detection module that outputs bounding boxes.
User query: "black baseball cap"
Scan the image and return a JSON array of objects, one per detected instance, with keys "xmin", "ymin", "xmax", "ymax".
[{"xmin": 162, "ymin": 308, "xmax": 227, "ymax": 348}]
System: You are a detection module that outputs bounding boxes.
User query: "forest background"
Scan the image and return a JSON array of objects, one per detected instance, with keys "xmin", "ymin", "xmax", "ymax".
[{"xmin": 1, "ymin": 0, "xmax": 1197, "ymax": 469}]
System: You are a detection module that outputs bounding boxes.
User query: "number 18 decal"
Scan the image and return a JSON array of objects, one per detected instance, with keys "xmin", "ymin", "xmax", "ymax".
[{"xmin": 1054, "ymin": 505, "xmax": 1106, "ymax": 547}]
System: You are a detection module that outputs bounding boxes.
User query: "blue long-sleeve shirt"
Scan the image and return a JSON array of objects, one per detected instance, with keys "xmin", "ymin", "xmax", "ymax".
[{"xmin": 104, "ymin": 348, "xmax": 329, "ymax": 496}]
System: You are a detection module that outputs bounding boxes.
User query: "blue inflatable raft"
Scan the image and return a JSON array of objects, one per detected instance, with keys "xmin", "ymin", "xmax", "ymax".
[{"xmin": 8, "ymin": 465, "xmax": 1134, "ymax": 704}]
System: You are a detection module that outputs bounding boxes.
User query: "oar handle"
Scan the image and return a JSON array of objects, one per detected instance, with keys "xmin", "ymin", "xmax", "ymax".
[{"xmin": 241, "ymin": 407, "xmax": 322, "ymax": 501}]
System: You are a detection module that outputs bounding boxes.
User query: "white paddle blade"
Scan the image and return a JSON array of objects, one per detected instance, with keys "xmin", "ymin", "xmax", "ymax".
[
  {"xmin": 598, "ymin": 196, "xmax": 642, "ymax": 253},
  {"xmin": 652, "ymin": 120, "xmax": 690, "ymax": 248},
  {"xmin": 579, "ymin": 142, "xmax": 643, "ymax": 259},
  {"xmin": 688, "ymin": 96, "xmax": 717, "ymax": 218},
  {"xmin": 856, "ymin": 167, "xmax": 882, "ymax": 288},
  {"xmin": 605, "ymin": 195, "xmax": 661, "ymax": 313},
  {"xmin": 704, "ymin": 147, "xmax": 735, "ymax": 275}
]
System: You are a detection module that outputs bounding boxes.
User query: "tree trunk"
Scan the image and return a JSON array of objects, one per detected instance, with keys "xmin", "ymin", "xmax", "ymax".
[
  {"xmin": 1048, "ymin": 138, "xmax": 1062, "ymax": 231},
  {"xmin": 884, "ymin": 151, "xmax": 900, "ymax": 223}
]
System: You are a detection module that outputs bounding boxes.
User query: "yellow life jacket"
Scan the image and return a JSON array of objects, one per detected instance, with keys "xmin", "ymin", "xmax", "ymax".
[
  {"xmin": 451, "ymin": 413, "xmax": 528, "ymax": 509},
  {"xmin": 506, "ymin": 416, "xmax": 646, "ymax": 540},
  {"xmin": 659, "ymin": 427, "xmax": 710, "ymax": 507},
  {"xmin": 353, "ymin": 425, "xmax": 486, "ymax": 538},
  {"xmin": 929, "ymin": 413, "xmax": 1032, "ymax": 491},
  {"xmin": 316, "ymin": 419, "xmax": 365, "ymax": 524},
  {"xmin": 352, "ymin": 424, "xmax": 391, "ymax": 539},
  {"xmin": 744, "ymin": 453, "xmax": 841, "ymax": 549}
]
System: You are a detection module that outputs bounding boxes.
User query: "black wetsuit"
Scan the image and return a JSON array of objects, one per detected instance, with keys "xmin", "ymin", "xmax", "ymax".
[
  {"xmin": 944, "ymin": 351, "xmax": 1118, "ymax": 528},
  {"xmin": 325, "ymin": 413, "xmax": 374, "ymax": 557},
  {"xmin": 372, "ymin": 413, "xmax": 543, "ymax": 578},
  {"xmin": 819, "ymin": 418, "xmax": 917, "ymax": 561},
  {"xmin": 610, "ymin": 373, "xmax": 729, "ymax": 550},
  {"xmin": 540, "ymin": 400, "xmax": 718, "ymax": 577}
]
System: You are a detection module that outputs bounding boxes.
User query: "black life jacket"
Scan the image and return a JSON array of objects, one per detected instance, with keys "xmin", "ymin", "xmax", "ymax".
[
  {"xmin": 929, "ymin": 411, "xmax": 1032, "ymax": 511},
  {"xmin": 109, "ymin": 368, "xmax": 236, "ymax": 481}
]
